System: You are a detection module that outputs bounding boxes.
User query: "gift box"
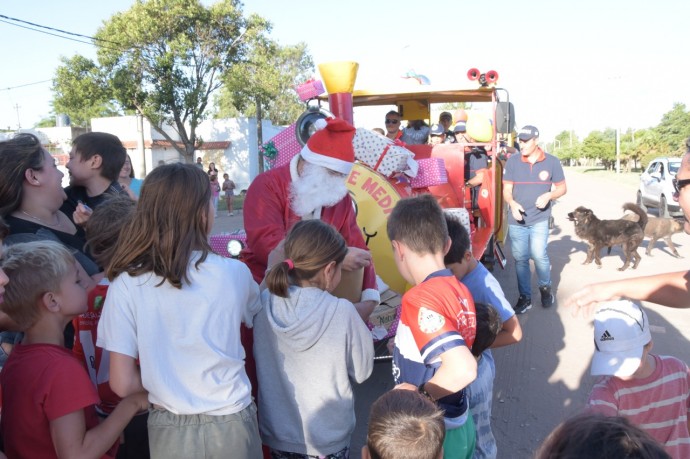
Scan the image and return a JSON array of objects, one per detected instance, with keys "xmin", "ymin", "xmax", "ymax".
[
  {"xmin": 410, "ymin": 158, "xmax": 448, "ymax": 189},
  {"xmin": 368, "ymin": 288, "xmax": 402, "ymax": 341},
  {"xmin": 265, "ymin": 123, "xmax": 302, "ymax": 168},
  {"xmin": 209, "ymin": 231, "xmax": 248, "ymax": 258},
  {"xmin": 295, "ymin": 79, "xmax": 326, "ymax": 101},
  {"xmin": 443, "ymin": 207, "xmax": 472, "ymax": 238},
  {"xmin": 352, "ymin": 128, "xmax": 417, "ymax": 178}
]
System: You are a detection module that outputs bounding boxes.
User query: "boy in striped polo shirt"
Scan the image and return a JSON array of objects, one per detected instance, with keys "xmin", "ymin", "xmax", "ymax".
[{"xmin": 587, "ymin": 300, "xmax": 690, "ymax": 459}]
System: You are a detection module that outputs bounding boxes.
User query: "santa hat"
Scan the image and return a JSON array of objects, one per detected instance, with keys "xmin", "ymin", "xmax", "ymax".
[{"xmin": 300, "ymin": 117, "xmax": 356, "ymax": 175}]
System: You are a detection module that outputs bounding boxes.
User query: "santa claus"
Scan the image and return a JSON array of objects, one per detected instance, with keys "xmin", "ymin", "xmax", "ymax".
[{"xmin": 242, "ymin": 117, "xmax": 379, "ymax": 320}]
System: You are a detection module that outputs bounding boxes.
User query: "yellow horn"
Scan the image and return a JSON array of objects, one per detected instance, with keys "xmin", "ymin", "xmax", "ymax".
[{"xmin": 318, "ymin": 61, "xmax": 359, "ymax": 94}]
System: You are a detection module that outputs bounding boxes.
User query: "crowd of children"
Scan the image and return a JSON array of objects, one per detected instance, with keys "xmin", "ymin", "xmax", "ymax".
[{"xmin": 0, "ymin": 129, "xmax": 688, "ymax": 459}]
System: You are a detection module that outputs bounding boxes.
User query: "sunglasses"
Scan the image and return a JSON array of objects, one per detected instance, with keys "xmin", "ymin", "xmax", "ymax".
[
  {"xmin": 385, "ymin": 119, "xmax": 400, "ymax": 125},
  {"xmin": 673, "ymin": 178, "xmax": 690, "ymax": 192}
]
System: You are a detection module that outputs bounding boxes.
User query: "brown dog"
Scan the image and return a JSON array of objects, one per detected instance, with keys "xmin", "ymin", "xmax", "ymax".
[
  {"xmin": 567, "ymin": 203, "xmax": 647, "ymax": 270},
  {"xmin": 620, "ymin": 214, "xmax": 684, "ymax": 257}
]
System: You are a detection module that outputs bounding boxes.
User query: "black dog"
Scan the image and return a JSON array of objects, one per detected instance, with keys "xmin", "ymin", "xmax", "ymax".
[{"xmin": 567, "ymin": 203, "xmax": 648, "ymax": 270}]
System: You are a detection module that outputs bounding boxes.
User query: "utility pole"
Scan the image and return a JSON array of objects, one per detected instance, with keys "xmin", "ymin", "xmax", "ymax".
[{"xmin": 14, "ymin": 104, "xmax": 21, "ymax": 130}]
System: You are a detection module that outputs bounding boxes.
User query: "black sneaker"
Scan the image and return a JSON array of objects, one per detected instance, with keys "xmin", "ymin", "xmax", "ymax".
[
  {"xmin": 514, "ymin": 295, "xmax": 532, "ymax": 314},
  {"xmin": 540, "ymin": 285, "xmax": 555, "ymax": 308}
]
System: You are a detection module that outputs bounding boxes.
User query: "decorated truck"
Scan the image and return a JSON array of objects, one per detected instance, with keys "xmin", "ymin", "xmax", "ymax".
[{"xmin": 211, "ymin": 61, "xmax": 515, "ymax": 343}]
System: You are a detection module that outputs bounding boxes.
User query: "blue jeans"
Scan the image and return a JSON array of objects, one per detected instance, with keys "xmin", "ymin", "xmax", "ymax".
[
  {"xmin": 467, "ymin": 353, "xmax": 497, "ymax": 459},
  {"xmin": 508, "ymin": 219, "xmax": 551, "ymax": 297}
]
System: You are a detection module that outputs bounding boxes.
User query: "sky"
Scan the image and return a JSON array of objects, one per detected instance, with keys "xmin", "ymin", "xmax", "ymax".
[{"xmin": 1, "ymin": 0, "xmax": 689, "ymax": 144}]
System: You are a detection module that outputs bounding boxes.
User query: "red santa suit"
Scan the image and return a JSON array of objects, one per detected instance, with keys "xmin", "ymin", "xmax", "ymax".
[{"xmin": 242, "ymin": 154, "xmax": 379, "ymax": 304}]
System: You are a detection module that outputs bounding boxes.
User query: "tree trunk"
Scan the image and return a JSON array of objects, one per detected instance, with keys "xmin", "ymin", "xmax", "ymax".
[{"xmin": 257, "ymin": 102, "xmax": 265, "ymax": 174}]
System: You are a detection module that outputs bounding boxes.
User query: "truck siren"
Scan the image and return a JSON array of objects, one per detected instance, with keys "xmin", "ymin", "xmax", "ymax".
[{"xmin": 467, "ymin": 68, "xmax": 499, "ymax": 87}]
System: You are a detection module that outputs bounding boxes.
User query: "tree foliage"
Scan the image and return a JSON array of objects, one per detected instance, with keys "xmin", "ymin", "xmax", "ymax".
[
  {"xmin": 560, "ymin": 104, "xmax": 690, "ymax": 171},
  {"xmin": 52, "ymin": 55, "xmax": 120, "ymax": 128},
  {"xmin": 93, "ymin": 0, "xmax": 269, "ymax": 162},
  {"xmin": 654, "ymin": 103, "xmax": 690, "ymax": 155},
  {"xmin": 216, "ymin": 41, "xmax": 314, "ymax": 126}
]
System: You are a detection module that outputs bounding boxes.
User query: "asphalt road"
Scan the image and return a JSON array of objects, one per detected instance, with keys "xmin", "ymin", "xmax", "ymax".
[{"xmin": 211, "ymin": 168, "xmax": 690, "ymax": 458}]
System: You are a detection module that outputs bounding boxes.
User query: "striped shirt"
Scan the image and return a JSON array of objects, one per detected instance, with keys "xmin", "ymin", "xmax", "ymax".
[{"xmin": 587, "ymin": 354, "xmax": 690, "ymax": 459}]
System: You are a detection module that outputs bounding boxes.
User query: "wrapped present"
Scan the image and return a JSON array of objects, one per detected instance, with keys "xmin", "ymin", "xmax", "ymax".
[
  {"xmin": 265, "ymin": 123, "xmax": 302, "ymax": 168},
  {"xmin": 443, "ymin": 207, "xmax": 472, "ymax": 238},
  {"xmin": 410, "ymin": 157, "xmax": 448, "ymax": 188},
  {"xmin": 209, "ymin": 231, "xmax": 248, "ymax": 258},
  {"xmin": 368, "ymin": 288, "xmax": 402, "ymax": 341},
  {"xmin": 295, "ymin": 79, "xmax": 326, "ymax": 101},
  {"xmin": 352, "ymin": 128, "xmax": 418, "ymax": 178}
]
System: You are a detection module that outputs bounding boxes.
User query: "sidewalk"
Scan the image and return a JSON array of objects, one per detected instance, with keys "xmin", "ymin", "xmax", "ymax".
[{"xmin": 211, "ymin": 209, "xmax": 245, "ymax": 235}]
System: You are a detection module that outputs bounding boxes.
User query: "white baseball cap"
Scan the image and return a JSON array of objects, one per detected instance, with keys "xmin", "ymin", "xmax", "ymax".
[{"xmin": 591, "ymin": 300, "xmax": 651, "ymax": 377}]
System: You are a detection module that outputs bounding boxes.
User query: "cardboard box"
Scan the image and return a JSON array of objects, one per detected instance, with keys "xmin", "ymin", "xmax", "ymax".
[
  {"xmin": 368, "ymin": 289, "xmax": 402, "ymax": 341},
  {"xmin": 332, "ymin": 268, "xmax": 364, "ymax": 304}
]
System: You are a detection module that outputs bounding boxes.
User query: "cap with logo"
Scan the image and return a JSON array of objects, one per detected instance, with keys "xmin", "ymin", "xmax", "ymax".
[
  {"xmin": 517, "ymin": 125, "xmax": 540, "ymax": 141},
  {"xmin": 429, "ymin": 124, "xmax": 444, "ymax": 136},
  {"xmin": 591, "ymin": 300, "xmax": 652, "ymax": 377}
]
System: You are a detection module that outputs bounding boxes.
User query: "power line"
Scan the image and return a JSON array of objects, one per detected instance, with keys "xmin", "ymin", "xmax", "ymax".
[
  {"xmin": 0, "ymin": 19, "xmax": 96, "ymax": 47},
  {"xmin": 1, "ymin": 79, "xmax": 53, "ymax": 91},
  {"xmin": 0, "ymin": 14, "xmax": 128, "ymax": 49}
]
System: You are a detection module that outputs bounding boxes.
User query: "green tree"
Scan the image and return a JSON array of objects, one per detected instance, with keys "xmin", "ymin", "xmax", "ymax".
[
  {"xmin": 94, "ymin": 0, "xmax": 269, "ymax": 163},
  {"xmin": 635, "ymin": 129, "xmax": 670, "ymax": 169},
  {"xmin": 217, "ymin": 41, "xmax": 313, "ymax": 126},
  {"xmin": 217, "ymin": 40, "xmax": 313, "ymax": 172},
  {"xmin": 52, "ymin": 55, "xmax": 120, "ymax": 128},
  {"xmin": 654, "ymin": 103, "xmax": 690, "ymax": 154},
  {"xmin": 35, "ymin": 116, "xmax": 56, "ymax": 128},
  {"xmin": 582, "ymin": 130, "xmax": 616, "ymax": 169}
]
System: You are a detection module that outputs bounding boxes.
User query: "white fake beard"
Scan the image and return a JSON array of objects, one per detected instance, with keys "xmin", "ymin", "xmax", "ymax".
[{"xmin": 290, "ymin": 162, "xmax": 349, "ymax": 217}]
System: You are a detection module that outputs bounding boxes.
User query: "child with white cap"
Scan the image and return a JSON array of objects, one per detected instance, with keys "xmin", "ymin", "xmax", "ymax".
[{"xmin": 587, "ymin": 300, "xmax": 690, "ymax": 459}]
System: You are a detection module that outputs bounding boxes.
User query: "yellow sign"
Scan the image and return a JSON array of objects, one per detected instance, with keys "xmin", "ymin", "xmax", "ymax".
[{"xmin": 346, "ymin": 163, "xmax": 408, "ymax": 293}]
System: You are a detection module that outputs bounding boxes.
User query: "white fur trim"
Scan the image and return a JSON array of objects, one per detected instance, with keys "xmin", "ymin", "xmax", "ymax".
[
  {"xmin": 313, "ymin": 118, "xmax": 328, "ymax": 130},
  {"xmin": 300, "ymin": 144, "xmax": 353, "ymax": 175},
  {"xmin": 290, "ymin": 154, "xmax": 301, "ymax": 181},
  {"xmin": 360, "ymin": 288, "xmax": 380, "ymax": 304}
]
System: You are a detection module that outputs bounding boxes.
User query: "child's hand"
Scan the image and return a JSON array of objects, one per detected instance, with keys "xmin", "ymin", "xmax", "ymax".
[
  {"xmin": 123, "ymin": 391, "xmax": 150, "ymax": 414},
  {"xmin": 73, "ymin": 201, "xmax": 93, "ymax": 226},
  {"xmin": 121, "ymin": 184, "xmax": 137, "ymax": 200},
  {"xmin": 343, "ymin": 247, "xmax": 372, "ymax": 271},
  {"xmin": 394, "ymin": 382, "xmax": 418, "ymax": 392}
]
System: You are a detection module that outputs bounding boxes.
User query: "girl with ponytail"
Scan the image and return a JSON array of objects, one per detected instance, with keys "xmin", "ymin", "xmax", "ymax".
[{"xmin": 255, "ymin": 219, "xmax": 374, "ymax": 458}]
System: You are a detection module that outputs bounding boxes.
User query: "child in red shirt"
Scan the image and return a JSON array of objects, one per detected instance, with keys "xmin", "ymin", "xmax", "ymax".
[{"xmin": 0, "ymin": 240, "xmax": 147, "ymax": 458}]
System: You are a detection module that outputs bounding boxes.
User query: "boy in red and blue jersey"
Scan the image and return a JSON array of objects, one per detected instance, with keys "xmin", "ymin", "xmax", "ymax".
[{"xmin": 387, "ymin": 194, "xmax": 477, "ymax": 459}]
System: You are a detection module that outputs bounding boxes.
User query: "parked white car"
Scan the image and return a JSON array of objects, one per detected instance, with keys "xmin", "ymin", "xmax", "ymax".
[{"xmin": 637, "ymin": 157, "xmax": 682, "ymax": 217}]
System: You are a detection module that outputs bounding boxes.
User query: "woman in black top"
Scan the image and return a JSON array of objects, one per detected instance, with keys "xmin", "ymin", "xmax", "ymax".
[{"xmin": 0, "ymin": 133, "xmax": 99, "ymax": 278}]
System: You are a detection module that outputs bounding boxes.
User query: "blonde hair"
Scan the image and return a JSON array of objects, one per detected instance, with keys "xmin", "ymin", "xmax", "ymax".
[
  {"xmin": 107, "ymin": 163, "xmax": 212, "ymax": 288},
  {"xmin": 0, "ymin": 240, "xmax": 75, "ymax": 330},
  {"xmin": 367, "ymin": 389, "xmax": 445, "ymax": 459},
  {"xmin": 265, "ymin": 220, "xmax": 348, "ymax": 298}
]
